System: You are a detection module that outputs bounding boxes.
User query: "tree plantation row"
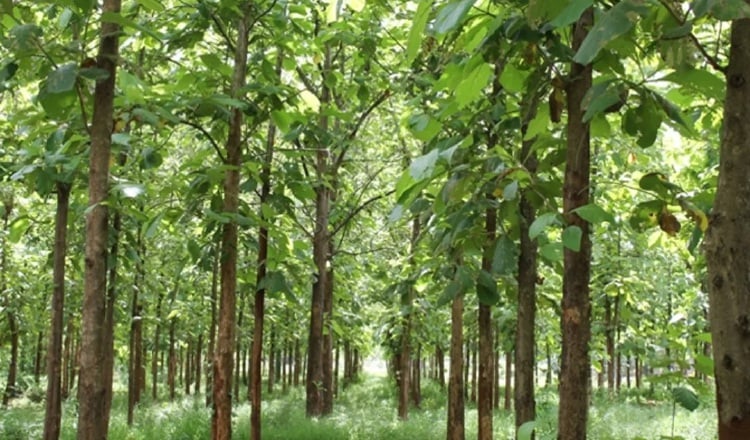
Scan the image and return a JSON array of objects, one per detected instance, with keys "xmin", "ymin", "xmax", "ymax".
[{"xmin": 0, "ymin": 1, "xmax": 748, "ymax": 439}]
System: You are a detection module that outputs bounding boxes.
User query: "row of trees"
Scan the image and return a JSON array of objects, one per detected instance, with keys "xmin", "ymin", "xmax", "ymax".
[{"xmin": 1, "ymin": 0, "xmax": 750, "ymax": 439}]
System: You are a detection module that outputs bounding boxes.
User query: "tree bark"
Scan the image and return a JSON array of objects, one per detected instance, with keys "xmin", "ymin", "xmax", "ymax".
[
  {"xmin": 398, "ymin": 218, "xmax": 420, "ymax": 420},
  {"xmin": 151, "ymin": 290, "xmax": 164, "ymax": 401},
  {"xmin": 43, "ymin": 182, "xmax": 70, "ymax": 440},
  {"xmin": 447, "ymin": 286, "xmax": 465, "ymax": 440},
  {"xmin": 206, "ymin": 239, "xmax": 219, "ymax": 406},
  {"xmin": 77, "ymin": 0, "xmax": 121, "ymax": 436},
  {"xmin": 250, "ymin": 55, "xmax": 279, "ymax": 436},
  {"xmin": 128, "ymin": 233, "xmax": 144, "ymax": 425},
  {"xmin": 705, "ymin": 17, "xmax": 750, "ymax": 440},
  {"xmin": 211, "ymin": 4, "xmax": 249, "ymax": 438},
  {"xmin": 478, "ymin": 197, "xmax": 496, "ymax": 440},
  {"xmin": 306, "ymin": 41, "xmax": 332, "ymax": 418},
  {"xmin": 558, "ymin": 8, "xmax": 594, "ymax": 440}
]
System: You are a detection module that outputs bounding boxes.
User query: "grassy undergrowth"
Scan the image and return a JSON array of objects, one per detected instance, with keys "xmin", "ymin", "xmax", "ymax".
[{"xmin": 0, "ymin": 375, "xmax": 717, "ymax": 439}]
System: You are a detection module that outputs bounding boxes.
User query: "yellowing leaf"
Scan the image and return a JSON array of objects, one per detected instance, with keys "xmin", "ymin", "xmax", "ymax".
[
  {"xmin": 299, "ymin": 90, "xmax": 320, "ymax": 112},
  {"xmin": 347, "ymin": 0, "xmax": 365, "ymax": 12}
]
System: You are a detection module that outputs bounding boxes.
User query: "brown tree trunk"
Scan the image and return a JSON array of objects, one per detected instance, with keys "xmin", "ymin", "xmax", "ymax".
[
  {"xmin": 504, "ymin": 352, "xmax": 512, "ymax": 411},
  {"xmin": 128, "ymin": 232, "xmax": 144, "ymax": 425},
  {"xmin": 211, "ymin": 5, "xmax": 249, "ymax": 438},
  {"xmin": 206, "ymin": 240, "xmax": 219, "ymax": 406},
  {"xmin": 195, "ymin": 333, "xmax": 202, "ymax": 395},
  {"xmin": 398, "ymin": 218, "xmax": 420, "ymax": 420},
  {"xmin": 515, "ymin": 91, "xmax": 540, "ymax": 436},
  {"xmin": 322, "ymin": 255, "xmax": 334, "ymax": 415},
  {"xmin": 704, "ymin": 17, "xmax": 750, "ymax": 439},
  {"xmin": 151, "ymin": 290, "xmax": 164, "ymax": 401},
  {"xmin": 77, "ymin": 0, "xmax": 121, "ymax": 436},
  {"xmin": 410, "ymin": 346, "xmax": 421, "ymax": 408},
  {"xmin": 437, "ymin": 344, "xmax": 445, "ymax": 389},
  {"xmin": 558, "ymin": 8, "xmax": 594, "ymax": 440},
  {"xmin": 44, "ymin": 182, "xmax": 70, "ymax": 440},
  {"xmin": 2, "ymin": 314, "xmax": 19, "ymax": 406},
  {"xmin": 447, "ymin": 288, "xmax": 465, "ymax": 440},
  {"xmin": 478, "ymin": 195, "xmax": 496, "ymax": 439},
  {"xmin": 35, "ymin": 331, "xmax": 44, "ymax": 384},
  {"xmin": 250, "ymin": 69, "xmax": 279, "ymax": 437},
  {"xmin": 268, "ymin": 326, "xmax": 276, "ymax": 394},
  {"xmin": 605, "ymin": 296, "xmax": 614, "ymax": 392},
  {"xmin": 168, "ymin": 318, "xmax": 177, "ymax": 401},
  {"xmin": 62, "ymin": 319, "xmax": 73, "ymax": 400},
  {"xmin": 293, "ymin": 338, "xmax": 301, "ymax": 387}
]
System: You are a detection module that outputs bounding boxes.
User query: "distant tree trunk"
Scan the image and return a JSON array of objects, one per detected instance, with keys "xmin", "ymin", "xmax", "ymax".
[
  {"xmin": 322, "ymin": 258, "xmax": 335, "ymax": 415},
  {"xmin": 558, "ymin": 8, "xmax": 594, "ymax": 440},
  {"xmin": 470, "ymin": 345, "xmax": 477, "ymax": 403},
  {"xmin": 61, "ymin": 320, "xmax": 73, "ymax": 400},
  {"xmin": 127, "ymin": 232, "xmax": 144, "ymax": 425},
  {"xmin": 604, "ymin": 296, "xmax": 615, "ymax": 391},
  {"xmin": 478, "ymin": 193, "xmax": 496, "ymax": 440},
  {"xmin": 437, "ymin": 344, "xmax": 445, "ymax": 389},
  {"xmin": 333, "ymin": 341, "xmax": 339, "ymax": 396},
  {"xmin": 34, "ymin": 331, "xmax": 44, "ymax": 384},
  {"xmin": 704, "ymin": 17, "xmax": 750, "ymax": 440},
  {"xmin": 447, "ymin": 287, "xmax": 465, "ymax": 440},
  {"xmin": 168, "ymin": 318, "xmax": 177, "ymax": 401},
  {"xmin": 504, "ymin": 352, "xmax": 512, "ymax": 411},
  {"xmin": 398, "ymin": 217, "xmax": 420, "ymax": 420},
  {"xmin": 293, "ymin": 338, "xmax": 301, "ymax": 387},
  {"xmin": 151, "ymin": 290, "xmax": 164, "ymax": 400},
  {"xmin": 186, "ymin": 338, "xmax": 193, "ymax": 396},
  {"xmin": 515, "ymin": 88, "xmax": 540, "ymax": 436},
  {"xmin": 42, "ymin": 183, "xmax": 69, "ymax": 440},
  {"xmin": 195, "ymin": 334, "xmax": 202, "ymax": 395},
  {"xmin": 211, "ymin": 5, "xmax": 250, "ymax": 438},
  {"xmin": 410, "ymin": 345, "xmax": 421, "ymax": 408},
  {"xmin": 268, "ymin": 326, "xmax": 276, "ymax": 393},
  {"xmin": 0, "ymin": 195, "xmax": 17, "ymax": 408},
  {"xmin": 206, "ymin": 240, "xmax": 219, "ymax": 406},
  {"xmin": 77, "ymin": 0, "xmax": 120, "ymax": 437}
]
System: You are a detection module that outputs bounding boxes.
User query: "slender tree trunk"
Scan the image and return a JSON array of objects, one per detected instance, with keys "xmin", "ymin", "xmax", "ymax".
[
  {"xmin": 211, "ymin": 5, "xmax": 249, "ymax": 438},
  {"xmin": 268, "ymin": 326, "xmax": 276, "ymax": 393},
  {"xmin": 77, "ymin": 0, "xmax": 121, "ymax": 436},
  {"xmin": 128, "ymin": 233, "xmax": 144, "ymax": 425},
  {"xmin": 250, "ymin": 62, "xmax": 280, "ymax": 437},
  {"xmin": 410, "ymin": 345, "xmax": 421, "ymax": 408},
  {"xmin": 34, "ymin": 331, "xmax": 44, "ymax": 384},
  {"xmin": 195, "ymin": 333, "xmax": 202, "ymax": 395},
  {"xmin": 151, "ymin": 291, "xmax": 164, "ymax": 401},
  {"xmin": 504, "ymin": 352, "xmax": 512, "ymax": 411},
  {"xmin": 704, "ymin": 17, "xmax": 750, "ymax": 439},
  {"xmin": 293, "ymin": 338, "xmax": 301, "ymax": 387},
  {"xmin": 398, "ymin": 218, "xmax": 420, "ymax": 420},
  {"xmin": 322, "ymin": 252, "xmax": 334, "ymax": 414},
  {"xmin": 62, "ymin": 319, "xmax": 73, "ymax": 400},
  {"xmin": 2, "ymin": 314, "xmax": 19, "ymax": 406},
  {"xmin": 169, "ymin": 318, "xmax": 177, "ymax": 401},
  {"xmin": 44, "ymin": 182, "xmax": 71, "ymax": 440},
  {"xmin": 515, "ymin": 91, "xmax": 540, "ymax": 436},
  {"xmin": 437, "ymin": 344, "xmax": 445, "ymax": 389},
  {"xmin": 470, "ymin": 344, "xmax": 477, "ymax": 403},
  {"xmin": 206, "ymin": 240, "xmax": 219, "ymax": 406},
  {"xmin": 478, "ymin": 194, "xmax": 496, "ymax": 439},
  {"xmin": 558, "ymin": 8, "xmax": 594, "ymax": 440},
  {"xmin": 447, "ymin": 288, "xmax": 465, "ymax": 440}
]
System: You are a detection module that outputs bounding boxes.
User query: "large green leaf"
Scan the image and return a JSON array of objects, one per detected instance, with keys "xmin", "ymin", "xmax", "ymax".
[
  {"xmin": 476, "ymin": 269, "xmax": 500, "ymax": 306},
  {"xmin": 434, "ymin": 0, "xmax": 474, "ymax": 34},
  {"xmin": 550, "ymin": 0, "xmax": 594, "ymax": 28},
  {"xmin": 491, "ymin": 235, "xmax": 517, "ymax": 276},
  {"xmin": 694, "ymin": 354, "xmax": 714, "ymax": 378},
  {"xmin": 8, "ymin": 216, "xmax": 31, "ymax": 243},
  {"xmin": 455, "ymin": 61, "xmax": 493, "ymax": 108},
  {"xmin": 529, "ymin": 212, "xmax": 559, "ymax": 240},
  {"xmin": 101, "ymin": 11, "xmax": 162, "ymax": 41},
  {"xmin": 572, "ymin": 203, "xmax": 615, "ymax": 224},
  {"xmin": 407, "ymin": 0, "xmax": 433, "ymax": 62},
  {"xmin": 46, "ymin": 63, "xmax": 78, "ymax": 94},
  {"xmin": 663, "ymin": 68, "xmax": 725, "ymax": 101},
  {"xmin": 562, "ymin": 225, "xmax": 582, "ymax": 251},
  {"xmin": 573, "ymin": 0, "xmax": 649, "ymax": 65},
  {"xmin": 672, "ymin": 386, "xmax": 699, "ymax": 411},
  {"xmin": 518, "ymin": 421, "xmax": 537, "ymax": 440},
  {"xmin": 409, "ymin": 148, "xmax": 440, "ymax": 181},
  {"xmin": 704, "ymin": 0, "xmax": 750, "ymax": 20}
]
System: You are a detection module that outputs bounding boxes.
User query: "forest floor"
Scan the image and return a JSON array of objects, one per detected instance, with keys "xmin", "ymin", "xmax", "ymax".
[{"xmin": 0, "ymin": 367, "xmax": 717, "ymax": 440}]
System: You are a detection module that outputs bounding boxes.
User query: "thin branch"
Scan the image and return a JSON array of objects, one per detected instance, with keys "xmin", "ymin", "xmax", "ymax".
[
  {"xmin": 295, "ymin": 66, "xmax": 319, "ymax": 97},
  {"xmin": 178, "ymin": 119, "xmax": 227, "ymax": 163},
  {"xmin": 658, "ymin": 0, "xmax": 725, "ymax": 73},
  {"xmin": 332, "ymin": 189, "xmax": 395, "ymax": 237},
  {"xmin": 248, "ymin": 0, "xmax": 278, "ymax": 32},
  {"xmin": 332, "ymin": 89, "xmax": 392, "ymax": 172}
]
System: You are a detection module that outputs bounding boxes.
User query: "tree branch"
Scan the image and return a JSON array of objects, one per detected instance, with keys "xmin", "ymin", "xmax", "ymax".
[
  {"xmin": 178, "ymin": 119, "xmax": 227, "ymax": 163},
  {"xmin": 332, "ymin": 89, "xmax": 392, "ymax": 172},
  {"xmin": 332, "ymin": 189, "xmax": 394, "ymax": 238},
  {"xmin": 658, "ymin": 0, "xmax": 726, "ymax": 73}
]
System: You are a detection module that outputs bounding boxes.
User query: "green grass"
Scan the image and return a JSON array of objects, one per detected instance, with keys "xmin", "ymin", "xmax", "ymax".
[{"xmin": 0, "ymin": 376, "xmax": 717, "ymax": 440}]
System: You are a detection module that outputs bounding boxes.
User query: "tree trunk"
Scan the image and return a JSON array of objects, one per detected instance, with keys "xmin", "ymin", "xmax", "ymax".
[
  {"xmin": 44, "ymin": 182, "xmax": 70, "ymax": 440},
  {"xmin": 605, "ymin": 296, "xmax": 614, "ymax": 392},
  {"xmin": 61, "ymin": 319, "xmax": 73, "ymax": 400},
  {"xmin": 478, "ymin": 194, "xmax": 496, "ymax": 439},
  {"xmin": 504, "ymin": 352, "xmax": 512, "ymax": 411},
  {"xmin": 168, "ymin": 318, "xmax": 177, "ymax": 401},
  {"xmin": 77, "ymin": 0, "xmax": 121, "ymax": 436},
  {"xmin": 447, "ymin": 287, "xmax": 465, "ymax": 440},
  {"xmin": 398, "ymin": 217, "xmax": 420, "ymax": 420},
  {"xmin": 294, "ymin": 338, "xmax": 301, "ymax": 387},
  {"xmin": 211, "ymin": 5, "xmax": 249, "ymax": 438},
  {"xmin": 34, "ymin": 331, "xmax": 44, "ymax": 384},
  {"xmin": 195, "ymin": 333, "xmax": 202, "ymax": 395},
  {"xmin": 515, "ymin": 90, "xmax": 540, "ymax": 436},
  {"xmin": 558, "ymin": 8, "xmax": 594, "ymax": 440},
  {"xmin": 127, "ymin": 230, "xmax": 144, "ymax": 425},
  {"xmin": 206, "ymin": 239, "xmax": 219, "ymax": 406},
  {"xmin": 151, "ymin": 290, "xmax": 164, "ymax": 401},
  {"xmin": 704, "ymin": 17, "xmax": 750, "ymax": 439},
  {"xmin": 250, "ymin": 68, "xmax": 279, "ymax": 437}
]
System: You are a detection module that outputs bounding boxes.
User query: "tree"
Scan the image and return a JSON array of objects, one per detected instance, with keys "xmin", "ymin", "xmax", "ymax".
[
  {"xmin": 704, "ymin": 16, "xmax": 750, "ymax": 440},
  {"xmin": 558, "ymin": 7, "xmax": 594, "ymax": 440},
  {"xmin": 77, "ymin": 0, "xmax": 121, "ymax": 437},
  {"xmin": 211, "ymin": 3, "xmax": 250, "ymax": 438}
]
